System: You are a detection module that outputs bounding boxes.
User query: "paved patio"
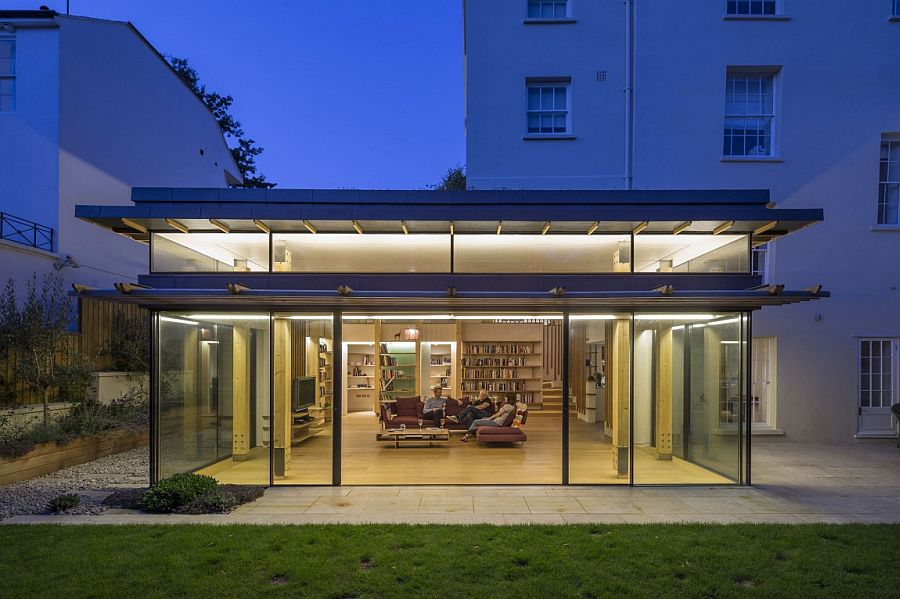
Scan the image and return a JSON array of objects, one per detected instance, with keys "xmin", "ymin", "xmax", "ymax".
[{"xmin": 3, "ymin": 438, "xmax": 899, "ymax": 524}]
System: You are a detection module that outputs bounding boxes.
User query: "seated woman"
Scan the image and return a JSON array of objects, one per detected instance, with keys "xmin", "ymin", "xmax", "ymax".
[
  {"xmin": 460, "ymin": 394, "xmax": 516, "ymax": 442},
  {"xmin": 447, "ymin": 389, "xmax": 494, "ymax": 426}
]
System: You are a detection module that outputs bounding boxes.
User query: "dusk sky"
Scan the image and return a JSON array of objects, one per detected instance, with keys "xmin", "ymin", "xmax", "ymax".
[{"xmin": 19, "ymin": 0, "xmax": 466, "ymax": 189}]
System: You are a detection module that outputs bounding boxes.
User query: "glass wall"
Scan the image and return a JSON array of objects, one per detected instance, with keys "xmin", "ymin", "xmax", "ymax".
[
  {"xmin": 272, "ymin": 234, "xmax": 450, "ymax": 272},
  {"xmin": 633, "ymin": 235, "xmax": 748, "ymax": 273},
  {"xmin": 156, "ymin": 312, "xmax": 270, "ymax": 484},
  {"xmin": 632, "ymin": 313, "xmax": 744, "ymax": 484},
  {"xmin": 455, "ymin": 235, "xmax": 631, "ymax": 273},
  {"xmin": 152, "ymin": 233, "xmax": 269, "ymax": 272},
  {"xmin": 568, "ymin": 314, "xmax": 631, "ymax": 484},
  {"xmin": 272, "ymin": 314, "xmax": 334, "ymax": 484}
]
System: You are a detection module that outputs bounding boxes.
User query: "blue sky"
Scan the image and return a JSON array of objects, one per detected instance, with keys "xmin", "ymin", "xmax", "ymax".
[{"xmin": 24, "ymin": 0, "xmax": 465, "ymax": 188}]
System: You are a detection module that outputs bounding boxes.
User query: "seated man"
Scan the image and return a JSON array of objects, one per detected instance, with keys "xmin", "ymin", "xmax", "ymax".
[
  {"xmin": 422, "ymin": 384, "xmax": 449, "ymax": 427},
  {"xmin": 447, "ymin": 389, "xmax": 494, "ymax": 426},
  {"xmin": 460, "ymin": 394, "xmax": 516, "ymax": 442}
]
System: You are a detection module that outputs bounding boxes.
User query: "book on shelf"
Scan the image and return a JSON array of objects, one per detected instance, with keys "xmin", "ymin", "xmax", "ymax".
[
  {"xmin": 461, "ymin": 356, "xmax": 530, "ymax": 367},
  {"xmin": 464, "ymin": 344, "xmax": 532, "ymax": 355}
]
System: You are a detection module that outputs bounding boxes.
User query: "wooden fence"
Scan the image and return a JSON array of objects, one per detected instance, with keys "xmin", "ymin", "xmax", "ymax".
[{"xmin": 0, "ymin": 297, "xmax": 146, "ymax": 407}]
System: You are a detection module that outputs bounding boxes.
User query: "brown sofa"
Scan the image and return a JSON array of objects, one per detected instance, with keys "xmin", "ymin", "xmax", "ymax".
[
  {"xmin": 380, "ymin": 396, "xmax": 472, "ymax": 431},
  {"xmin": 476, "ymin": 410, "xmax": 528, "ymax": 444}
]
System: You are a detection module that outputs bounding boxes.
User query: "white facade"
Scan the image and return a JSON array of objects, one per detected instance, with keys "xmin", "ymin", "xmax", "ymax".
[
  {"xmin": 0, "ymin": 12, "xmax": 240, "ymax": 290},
  {"xmin": 464, "ymin": 0, "xmax": 900, "ymax": 441}
]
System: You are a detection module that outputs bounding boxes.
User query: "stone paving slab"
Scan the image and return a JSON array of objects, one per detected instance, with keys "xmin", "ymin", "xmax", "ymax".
[{"xmin": 2, "ymin": 438, "xmax": 898, "ymax": 525}]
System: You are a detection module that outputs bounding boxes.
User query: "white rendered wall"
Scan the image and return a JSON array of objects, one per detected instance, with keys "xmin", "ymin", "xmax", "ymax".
[{"xmin": 464, "ymin": 1, "xmax": 900, "ymax": 441}]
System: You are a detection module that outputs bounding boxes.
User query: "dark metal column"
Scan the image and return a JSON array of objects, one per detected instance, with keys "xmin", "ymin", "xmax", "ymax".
[
  {"xmin": 561, "ymin": 312, "xmax": 570, "ymax": 485},
  {"xmin": 332, "ymin": 310, "xmax": 342, "ymax": 486}
]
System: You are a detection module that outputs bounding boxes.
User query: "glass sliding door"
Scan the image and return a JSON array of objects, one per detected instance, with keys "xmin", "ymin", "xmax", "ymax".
[
  {"xmin": 156, "ymin": 312, "xmax": 270, "ymax": 484},
  {"xmin": 632, "ymin": 313, "xmax": 744, "ymax": 484},
  {"xmin": 568, "ymin": 314, "xmax": 631, "ymax": 483}
]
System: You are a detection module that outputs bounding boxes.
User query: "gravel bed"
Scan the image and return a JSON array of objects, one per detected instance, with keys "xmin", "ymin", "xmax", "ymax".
[{"xmin": 0, "ymin": 447, "xmax": 149, "ymax": 520}]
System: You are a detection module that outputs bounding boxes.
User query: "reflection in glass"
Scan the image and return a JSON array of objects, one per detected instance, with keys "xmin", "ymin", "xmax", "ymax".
[
  {"xmin": 455, "ymin": 235, "xmax": 630, "ymax": 273},
  {"xmin": 633, "ymin": 235, "xmax": 748, "ymax": 273},
  {"xmin": 272, "ymin": 234, "xmax": 450, "ymax": 273},
  {"xmin": 568, "ymin": 315, "xmax": 631, "ymax": 483},
  {"xmin": 272, "ymin": 314, "xmax": 333, "ymax": 484},
  {"xmin": 632, "ymin": 314, "xmax": 744, "ymax": 484},
  {"xmin": 151, "ymin": 233, "xmax": 269, "ymax": 272},
  {"xmin": 157, "ymin": 313, "xmax": 270, "ymax": 484}
]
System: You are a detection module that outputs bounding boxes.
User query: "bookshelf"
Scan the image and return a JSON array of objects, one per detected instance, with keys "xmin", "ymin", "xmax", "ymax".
[
  {"xmin": 345, "ymin": 342, "xmax": 377, "ymax": 413},
  {"xmin": 379, "ymin": 341, "xmax": 418, "ymax": 401},
  {"xmin": 317, "ymin": 337, "xmax": 333, "ymax": 409},
  {"xmin": 460, "ymin": 342, "xmax": 543, "ymax": 405},
  {"xmin": 420, "ymin": 342, "xmax": 456, "ymax": 397}
]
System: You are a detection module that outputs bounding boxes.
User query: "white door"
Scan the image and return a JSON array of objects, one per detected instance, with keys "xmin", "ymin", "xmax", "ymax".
[{"xmin": 858, "ymin": 338, "xmax": 899, "ymax": 437}]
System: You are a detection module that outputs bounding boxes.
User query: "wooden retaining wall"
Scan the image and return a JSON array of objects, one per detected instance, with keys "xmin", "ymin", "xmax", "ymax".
[{"xmin": 0, "ymin": 428, "xmax": 148, "ymax": 486}]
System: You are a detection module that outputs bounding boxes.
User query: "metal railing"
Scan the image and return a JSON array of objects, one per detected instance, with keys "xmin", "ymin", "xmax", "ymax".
[{"xmin": 0, "ymin": 211, "xmax": 54, "ymax": 252}]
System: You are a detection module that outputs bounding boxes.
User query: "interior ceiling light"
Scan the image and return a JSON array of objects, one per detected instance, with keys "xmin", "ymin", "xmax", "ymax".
[
  {"xmin": 569, "ymin": 315, "xmax": 617, "ymax": 320},
  {"xmin": 713, "ymin": 220, "xmax": 735, "ymax": 235},
  {"xmin": 187, "ymin": 314, "xmax": 270, "ymax": 321},
  {"xmin": 632, "ymin": 221, "xmax": 649, "ymax": 235},
  {"xmin": 587, "ymin": 221, "xmax": 599, "ymax": 235},
  {"xmin": 753, "ymin": 220, "xmax": 777, "ymax": 236},
  {"xmin": 708, "ymin": 317, "xmax": 740, "ymax": 326},
  {"xmin": 541, "ymin": 221, "xmax": 551, "ymax": 235},
  {"xmin": 302, "ymin": 220, "xmax": 317, "ymax": 234},
  {"xmin": 352, "ymin": 220, "xmax": 364, "ymax": 234},
  {"xmin": 634, "ymin": 314, "xmax": 715, "ymax": 321},
  {"xmin": 673, "ymin": 221, "xmax": 691, "ymax": 235},
  {"xmin": 285, "ymin": 315, "xmax": 333, "ymax": 320},
  {"xmin": 209, "ymin": 218, "xmax": 230, "ymax": 233},
  {"xmin": 159, "ymin": 316, "xmax": 199, "ymax": 326},
  {"xmin": 401, "ymin": 221, "xmax": 409, "ymax": 235}
]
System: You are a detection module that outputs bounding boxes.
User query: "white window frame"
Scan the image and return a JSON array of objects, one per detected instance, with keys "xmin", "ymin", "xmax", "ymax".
[
  {"xmin": 878, "ymin": 135, "xmax": 900, "ymax": 225},
  {"xmin": 0, "ymin": 34, "xmax": 14, "ymax": 113},
  {"xmin": 751, "ymin": 337, "xmax": 777, "ymax": 430},
  {"xmin": 751, "ymin": 242, "xmax": 770, "ymax": 284},
  {"xmin": 726, "ymin": 0, "xmax": 779, "ymax": 16},
  {"xmin": 723, "ymin": 68, "xmax": 779, "ymax": 158},
  {"xmin": 526, "ymin": 0, "xmax": 570, "ymax": 20},
  {"xmin": 525, "ymin": 79, "xmax": 572, "ymax": 137},
  {"xmin": 859, "ymin": 338, "xmax": 897, "ymax": 410}
]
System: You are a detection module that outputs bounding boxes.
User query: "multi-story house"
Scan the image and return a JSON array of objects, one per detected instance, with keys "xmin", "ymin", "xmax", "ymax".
[
  {"xmin": 464, "ymin": 0, "xmax": 900, "ymax": 441},
  {"xmin": 0, "ymin": 8, "xmax": 239, "ymax": 291}
]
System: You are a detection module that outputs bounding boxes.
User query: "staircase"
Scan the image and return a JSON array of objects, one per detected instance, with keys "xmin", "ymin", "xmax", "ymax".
[{"xmin": 533, "ymin": 381, "xmax": 575, "ymax": 415}]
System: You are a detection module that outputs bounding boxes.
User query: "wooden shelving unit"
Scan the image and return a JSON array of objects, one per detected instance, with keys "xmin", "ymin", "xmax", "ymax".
[
  {"xmin": 420, "ymin": 342, "xmax": 455, "ymax": 397},
  {"xmin": 345, "ymin": 343, "xmax": 377, "ymax": 413},
  {"xmin": 460, "ymin": 342, "xmax": 543, "ymax": 405},
  {"xmin": 317, "ymin": 337, "xmax": 333, "ymax": 409},
  {"xmin": 379, "ymin": 341, "xmax": 418, "ymax": 401}
]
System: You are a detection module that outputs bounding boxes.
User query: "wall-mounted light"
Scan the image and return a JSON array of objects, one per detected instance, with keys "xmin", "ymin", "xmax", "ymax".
[
  {"xmin": 673, "ymin": 221, "xmax": 692, "ymax": 235},
  {"xmin": 713, "ymin": 220, "xmax": 735, "ymax": 235}
]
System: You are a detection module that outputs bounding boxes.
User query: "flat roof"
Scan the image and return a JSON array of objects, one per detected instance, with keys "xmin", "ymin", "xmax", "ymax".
[{"xmin": 75, "ymin": 187, "xmax": 823, "ymax": 239}]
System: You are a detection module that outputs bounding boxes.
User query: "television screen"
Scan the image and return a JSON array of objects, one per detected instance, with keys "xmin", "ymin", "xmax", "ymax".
[{"xmin": 292, "ymin": 376, "xmax": 316, "ymax": 412}]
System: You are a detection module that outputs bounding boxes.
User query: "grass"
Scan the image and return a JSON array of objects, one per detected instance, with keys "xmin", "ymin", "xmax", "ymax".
[{"xmin": 1, "ymin": 524, "xmax": 897, "ymax": 598}]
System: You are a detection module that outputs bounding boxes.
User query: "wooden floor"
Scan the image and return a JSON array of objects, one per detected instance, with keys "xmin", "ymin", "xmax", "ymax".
[{"xmin": 198, "ymin": 411, "xmax": 733, "ymax": 486}]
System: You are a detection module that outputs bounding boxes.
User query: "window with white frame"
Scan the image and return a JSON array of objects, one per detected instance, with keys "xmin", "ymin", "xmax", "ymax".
[
  {"xmin": 859, "ymin": 339, "xmax": 895, "ymax": 409},
  {"xmin": 0, "ymin": 35, "xmax": 14, "ymax": 112},
  {"xmin": 751, "ymin": 242, "xmax": 769, "ymax": 283},
  {"xmin": 526, "ymin": 80, "xmax": 570, "ymax": 135},
  {"xmin": 878, "ymin": 136, "xmax": 900, "ymax": 224},
  {"xmin": 724, "ymin": 70, "xmax": 777, "ymax": 157},
  {"xmin": 751, "ymin": 337, "xmax": 776, "ymax": 428},
  {"xmin": 726, "ymin": 0, "xmax": 777, "ymax": 16},
  {"xmin": 528, "ymin": 0, "xmax": 569, "ymax": 18}
]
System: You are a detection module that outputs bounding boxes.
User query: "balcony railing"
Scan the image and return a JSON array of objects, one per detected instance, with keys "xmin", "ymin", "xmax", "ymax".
[{"xmin": 0, "ymin": 212, "xmax": 55, "ymax": 252}]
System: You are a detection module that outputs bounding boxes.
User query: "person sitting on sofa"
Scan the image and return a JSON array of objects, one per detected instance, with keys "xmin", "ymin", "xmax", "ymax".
[
  {"xmin": 447, "ymin": 389, "xmax": 494, "ymax": 426},
  {"xmin": 460, "ymin": 394, "xmax": 516, "ymax": 442},
  {"xmin": 422, "ymin": 384, "xmax": 450, "ymax": 427}
]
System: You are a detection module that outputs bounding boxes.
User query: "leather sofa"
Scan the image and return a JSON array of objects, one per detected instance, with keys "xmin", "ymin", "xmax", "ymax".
[
  {"xmin": 476, "ymin": 409, "xmax": 528, "ymax": 445},
  {"xmin": 380, "ymin": 396, "xmax": 471, "ymax": 431}
]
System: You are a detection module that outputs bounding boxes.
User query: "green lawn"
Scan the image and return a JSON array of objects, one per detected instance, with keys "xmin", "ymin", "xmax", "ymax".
[{"xmin": 1, "ymin": 524, "xmax": 897, "ymax": 598}]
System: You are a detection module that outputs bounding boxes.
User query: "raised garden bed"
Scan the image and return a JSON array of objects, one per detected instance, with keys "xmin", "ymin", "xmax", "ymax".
[{"xmin": 0, "ymin": 428, "xmax": 148, "ymax": 485}]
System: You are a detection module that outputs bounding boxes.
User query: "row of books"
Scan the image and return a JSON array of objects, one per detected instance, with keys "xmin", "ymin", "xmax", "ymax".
[
  {"xmin": 462, "ymin": 368, "xmax": 523, "ymax": 379},
  {"xmin": 430, "ymin": 356, "xmax": 452, "ymax": 365},
  {"xmin": 348, "ymin": 366, "xmax": 371, "ymax": 376},
  {"xmin": 465, "ymin": 344, "xmax": 533, "ymax": 355},
  {"xmin": 461, "ymin": 357, "xmax": 532, "ymax": 367},
  {"xmin": 461, "ymin": 381, "xmax": 530, "ymax": 392}
]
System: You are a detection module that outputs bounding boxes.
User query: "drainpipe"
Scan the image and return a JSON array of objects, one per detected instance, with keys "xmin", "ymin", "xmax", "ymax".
[{"xmin": 624, "ymin": 0, "xmax": 635, "ymax": 189}]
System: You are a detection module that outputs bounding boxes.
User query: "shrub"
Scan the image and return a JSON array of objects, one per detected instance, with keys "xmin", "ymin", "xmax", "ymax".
[
  {"xmin": 47, "ymin": 493, "xmax": 80, "ymax": 513},
  {"xmin": 175, "ymin": 489, "xmax": 240, "ymax": 514},
  {"xmin": 139, "ymin": 473, "xmax": 218, "ymax": 514}
]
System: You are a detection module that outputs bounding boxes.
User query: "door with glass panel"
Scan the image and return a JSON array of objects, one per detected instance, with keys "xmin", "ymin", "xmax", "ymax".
[{"xmin": 858, "ymin": 338, "xmax": 898, "ymax": 437}]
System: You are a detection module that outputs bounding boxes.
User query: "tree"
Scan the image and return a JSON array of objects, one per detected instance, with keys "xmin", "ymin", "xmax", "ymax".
[
  {"xmin": 0, "ymin": 275, "xmax": 92, "ymax": 426},
  {"xmin": 167, "ymin": 56, "xmax": 276, "ymax": 189},
  {"xmin": 101, "ymin": 311, "xmax": 150, "ymax": 373},
  {"xmin": 433, "ymin": 166, "xmax": 467, "ymax": 191}
]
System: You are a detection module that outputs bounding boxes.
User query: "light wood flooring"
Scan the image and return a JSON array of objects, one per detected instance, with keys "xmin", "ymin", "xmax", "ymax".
[{"xmin": 198, "ymin": 411, "xmax": 733, "ymax": 486}]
